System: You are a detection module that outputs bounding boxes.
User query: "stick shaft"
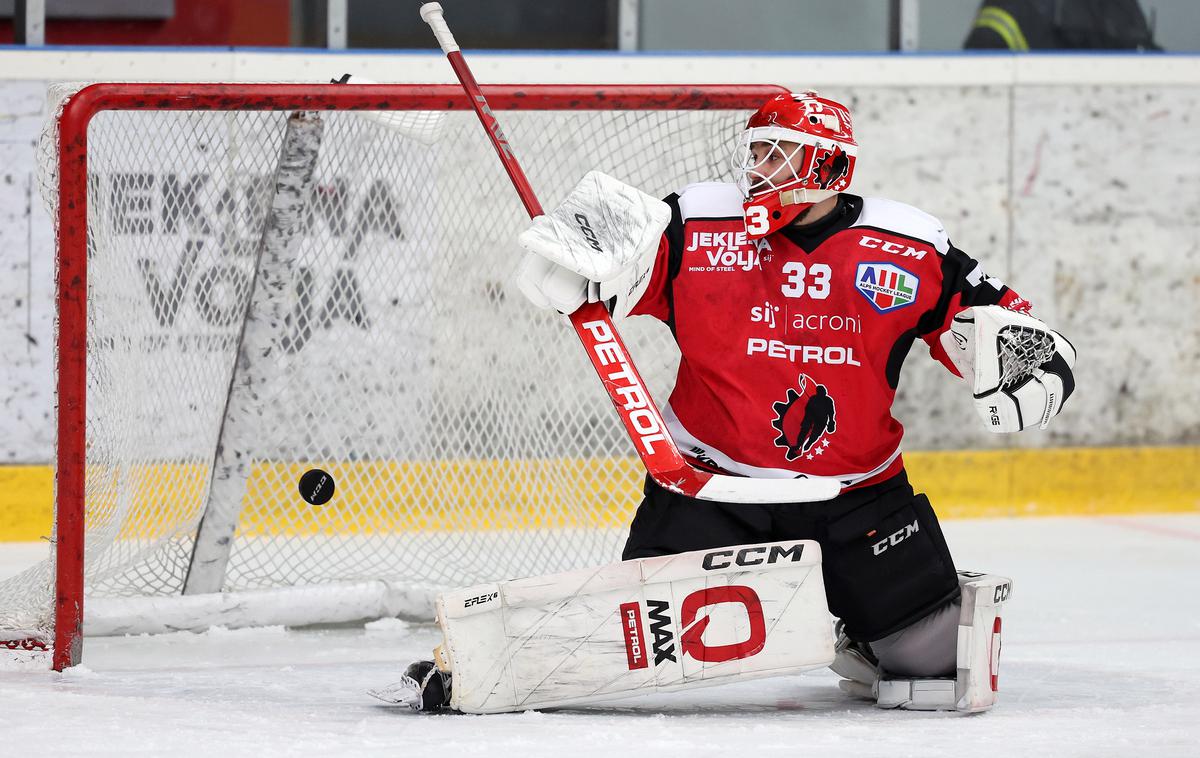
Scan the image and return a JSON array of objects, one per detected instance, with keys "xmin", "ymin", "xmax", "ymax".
[
  {"xmin": 419, "ymin": 4, "xmax": 691, "ymax": 477},
  {"xmin": 418, "ymin": 3, "xmax": 839, "ymax": 504},
  {"xmin": 443, "ymin": 51, "xmax": 543, "ymax": 218}
]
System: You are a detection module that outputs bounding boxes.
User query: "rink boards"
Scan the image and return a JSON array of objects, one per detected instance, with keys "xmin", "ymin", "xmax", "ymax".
[{"xmin": 1, "ymin": 445, "xmax": 1196, "ymax": 541}]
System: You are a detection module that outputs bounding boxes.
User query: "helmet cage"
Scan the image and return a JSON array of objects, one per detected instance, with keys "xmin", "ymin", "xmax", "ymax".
[{"xmin": 731, "ymin": 125, "xmax": 858, "ymax": 201}]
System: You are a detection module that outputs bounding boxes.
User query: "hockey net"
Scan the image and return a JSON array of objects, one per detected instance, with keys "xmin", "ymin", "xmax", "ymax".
[{"xmin": 0, "ymin": 82, "xmax": 783, "ymax": 668}]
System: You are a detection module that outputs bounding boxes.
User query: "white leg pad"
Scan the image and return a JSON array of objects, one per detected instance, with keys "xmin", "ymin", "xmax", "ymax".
[
  {"xmin": 870, "ymin": 571, "xmax": 1012, "ymax": 713},
  {"xmin": 437, "ymin": 540, "xmax": 836, "ymax": 714},
  {"xmin": 954, "ymin": 572, "xmax": 1012, "ymax": 712}
]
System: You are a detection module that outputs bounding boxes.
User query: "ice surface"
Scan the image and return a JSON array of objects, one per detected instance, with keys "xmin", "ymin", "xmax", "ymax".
[{"xmin": 2, "ymin": 514, "xmax": 1199, "ymax": 757}]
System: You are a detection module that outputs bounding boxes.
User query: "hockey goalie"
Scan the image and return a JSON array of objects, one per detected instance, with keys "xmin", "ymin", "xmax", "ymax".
[{"xmin": 380, "ymin": 90, "xmax": 1075, "ymax": 715}]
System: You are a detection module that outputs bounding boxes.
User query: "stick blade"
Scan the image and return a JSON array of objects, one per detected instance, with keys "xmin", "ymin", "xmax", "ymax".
[
  {"xmin": 689, "ymin": 472, "xmax": 842, "ymax": 504},
  {"xmin": 367, "ymin": 680, "xmax": 418, "ymax": 707}
]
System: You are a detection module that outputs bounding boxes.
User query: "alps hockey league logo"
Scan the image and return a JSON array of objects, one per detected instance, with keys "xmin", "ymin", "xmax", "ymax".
[
  {"xmin": 771, "ymin": 374, "xmax": 837, "ymax": 461},
  {"xmin": 855, "ymin": 262, "xmax": 918, "ymax": 313}
]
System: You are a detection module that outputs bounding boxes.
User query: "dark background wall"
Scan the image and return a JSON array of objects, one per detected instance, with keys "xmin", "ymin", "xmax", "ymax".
[
  {"xmin": 0, "ymin": 0, "xmax": 290, "ymax": 46},
  {"xmin": 0, "ymin": 0, "xmax": 1195, "ymax": 51}
]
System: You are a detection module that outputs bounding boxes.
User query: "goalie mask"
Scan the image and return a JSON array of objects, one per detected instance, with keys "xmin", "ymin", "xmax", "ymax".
[{"xmin": 732, "ymin": 91, "xmax": 858, "ymax": 239}]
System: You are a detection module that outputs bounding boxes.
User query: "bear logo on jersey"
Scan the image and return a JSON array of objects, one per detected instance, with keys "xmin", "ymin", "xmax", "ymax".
[{"xmin": 770, "ymin": 374, "xmax": 837, "ymax": 461}]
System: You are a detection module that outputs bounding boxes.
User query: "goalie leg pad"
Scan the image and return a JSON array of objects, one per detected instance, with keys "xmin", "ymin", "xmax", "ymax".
[
  {"xmin": 876, "ymin": 678, "xmax": 957, "ymax": 710},
  {"xmin": 435, "ymin": 540, "xmax": 835, "ymax": 714},
  {"xmin": 867, "ymin": 572, "xmax": 1012, "ymax": 713},
  {"xmin": 954, "ymin": 572, "xmax": 1011, "ymax": 712}
]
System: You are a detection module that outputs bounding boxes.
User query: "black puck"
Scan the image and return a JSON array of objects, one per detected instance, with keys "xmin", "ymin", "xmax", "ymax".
[{"xmin": 299, "ymin": 468, "xmax": 335, "ymax": 505}]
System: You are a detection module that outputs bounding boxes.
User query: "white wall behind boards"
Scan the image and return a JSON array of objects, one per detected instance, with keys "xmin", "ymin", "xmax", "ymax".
[{"xmin": 0, "ymin": 51, "xmax": 1197, "ymax": 463}]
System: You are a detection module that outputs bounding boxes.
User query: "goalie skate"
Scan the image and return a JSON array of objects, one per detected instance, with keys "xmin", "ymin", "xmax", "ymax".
[{"xmin": 369, "ymin": 659, "xmax": 453, "ymax": 713}]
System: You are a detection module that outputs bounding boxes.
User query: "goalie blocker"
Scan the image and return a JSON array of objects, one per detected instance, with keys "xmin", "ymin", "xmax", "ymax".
[{"xmin": 377, "ymin": 540, "xmax": 835, "ymax": 714}]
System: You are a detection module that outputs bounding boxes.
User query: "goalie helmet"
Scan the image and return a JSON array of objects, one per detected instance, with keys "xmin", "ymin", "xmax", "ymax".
[{"xmin": 731, "ymin": 91, "xmax": 858, "ymax": 239}]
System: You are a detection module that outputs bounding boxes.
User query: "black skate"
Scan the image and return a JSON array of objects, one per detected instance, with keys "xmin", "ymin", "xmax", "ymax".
[{"xmin": 368, "ymin": 660, "xmax": 453, "ymax": 712}]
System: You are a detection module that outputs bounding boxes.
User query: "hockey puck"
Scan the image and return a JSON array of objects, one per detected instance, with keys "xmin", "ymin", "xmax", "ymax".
[{"xmin": 299, "ymin": 468, "xmax": 335, "ymax": 505}]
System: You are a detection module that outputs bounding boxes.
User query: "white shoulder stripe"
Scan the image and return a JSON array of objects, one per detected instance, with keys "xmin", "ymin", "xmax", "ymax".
[
  {"xmin": 852, "ymin": 197, "xmax": 950, "ymax": 254},
  {"xmin": 676, "ymin": 182, "xmax": 744, "ymax": 221}
]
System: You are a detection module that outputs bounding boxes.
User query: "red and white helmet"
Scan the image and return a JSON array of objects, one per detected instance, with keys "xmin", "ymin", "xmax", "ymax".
[{"xmin": 732, "ymin": 91, "xmax": 858, "ymax": 238}]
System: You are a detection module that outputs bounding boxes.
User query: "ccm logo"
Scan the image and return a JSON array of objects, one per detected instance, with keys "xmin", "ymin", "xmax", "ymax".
[
  {"xmin": 702, "ymin": 543, "xmax": 805, "ymax": 570},
  {"xmin": 994, "ymin": 582, "xmax": 1012, "ymax": 603},
  {"xmin": 575, "ymin": 213, "xmax": 603, "ymax": 253},
  {"xmin": 872, "ymin": 520, "xmax": 919, "ymax": 556},
  {"xmin": 463, "ymin": 591, "xmax": 498, "ymax": 608},
  {"xmin": 858, "ymin": 235, "xmax": 927, "ymax": 260}
]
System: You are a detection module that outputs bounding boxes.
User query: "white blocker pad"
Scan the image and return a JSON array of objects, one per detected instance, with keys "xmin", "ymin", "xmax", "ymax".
[
  {"xmin": 517, "ymin": 170, "xmax": 670, "ymax": 282},
  {"xmin": 436, "ymin": 540, "xmax": 834, "ymax": 714},
  {"xmin": 515, "ymin": 170, "xmax": 670, "ymax": 318}
]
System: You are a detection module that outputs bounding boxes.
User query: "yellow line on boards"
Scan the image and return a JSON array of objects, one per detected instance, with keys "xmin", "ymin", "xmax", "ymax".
[
  {"xmin": 0, "ymin": 466, "xmax": 55, "ymax": 543},
  {"xmin": 1, "ymin": 447, "xmax": 1196, "ymax": 542},
  {"xmin": 905, "ymin": 446, "xmax": 1200, "ymax": 519}
]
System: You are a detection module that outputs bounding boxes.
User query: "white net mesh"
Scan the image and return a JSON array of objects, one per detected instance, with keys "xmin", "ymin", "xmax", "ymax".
[
  {"xmin": 997, "ymin": 325, "xmax": 1057, "ymax": 389},
  {"xmin": 0, "ymin": 85, "xmax": 754, "ymax": 642}
]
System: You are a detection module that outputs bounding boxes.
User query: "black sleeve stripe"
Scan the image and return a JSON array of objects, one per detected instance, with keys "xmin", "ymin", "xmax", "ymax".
[
  {"xmin": 663, "ymin": 192, "xmax": 685, "ymax": 338},
  {"xmin": 883, "ymin": 243, "xmax": 1006, "ymax": 389},
  {"xmin": 664, "ymin": 193, "xmax": 685, "ymax": 280},
  {"xmin": 916, "ymin": 243, "xmax": 1008, "ymax": 338}
]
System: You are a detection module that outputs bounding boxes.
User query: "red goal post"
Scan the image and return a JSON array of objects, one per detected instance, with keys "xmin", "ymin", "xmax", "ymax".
[{"xmin": 14, "ymin": 82, "xmax": 787, "ymax": 671}]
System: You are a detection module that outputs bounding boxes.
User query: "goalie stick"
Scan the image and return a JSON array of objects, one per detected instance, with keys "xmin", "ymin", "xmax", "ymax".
[{"xmin": 419, "ymin": 2, "xmax": 840, "ymax": 505}]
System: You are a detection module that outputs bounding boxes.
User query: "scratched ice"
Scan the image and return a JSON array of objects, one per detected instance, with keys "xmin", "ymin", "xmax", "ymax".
[{"xmin": 3, "ymin": 514, "xmax": 1197, "ymax": 757}]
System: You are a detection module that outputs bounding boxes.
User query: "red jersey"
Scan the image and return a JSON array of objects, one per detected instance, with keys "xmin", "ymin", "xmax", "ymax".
[{"xmin": 630, "ymin": 183, "xmax": 1028, "ymax": 490}]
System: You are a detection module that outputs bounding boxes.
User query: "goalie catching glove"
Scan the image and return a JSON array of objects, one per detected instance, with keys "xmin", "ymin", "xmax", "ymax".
[
  {"xmin": 514, "ymin": 171, "xmax": 670, "ymax": 320},
  {"xmin": 940, "ymin": 305, "xmax": 1076, "ymax": 433}
]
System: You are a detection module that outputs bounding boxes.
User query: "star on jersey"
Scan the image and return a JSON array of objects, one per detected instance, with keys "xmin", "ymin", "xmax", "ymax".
[{"xmin": 770, "ymin": 374, "xmax": 838, "ymax": 461}]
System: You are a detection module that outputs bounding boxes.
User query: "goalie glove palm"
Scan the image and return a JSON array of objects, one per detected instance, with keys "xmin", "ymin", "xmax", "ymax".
[{"xmin": 941, "ymin": 305, "xmax": 1076, "ymax": 433}]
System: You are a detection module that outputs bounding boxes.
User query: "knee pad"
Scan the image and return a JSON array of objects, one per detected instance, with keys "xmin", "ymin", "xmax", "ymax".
[
  {"xmin": 872, "ymin": 597, "xmax": 959, "ymax": 678},
  {"xmin": 822, "ymin": 491, "xmax": 960, "ymax": 641}
]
